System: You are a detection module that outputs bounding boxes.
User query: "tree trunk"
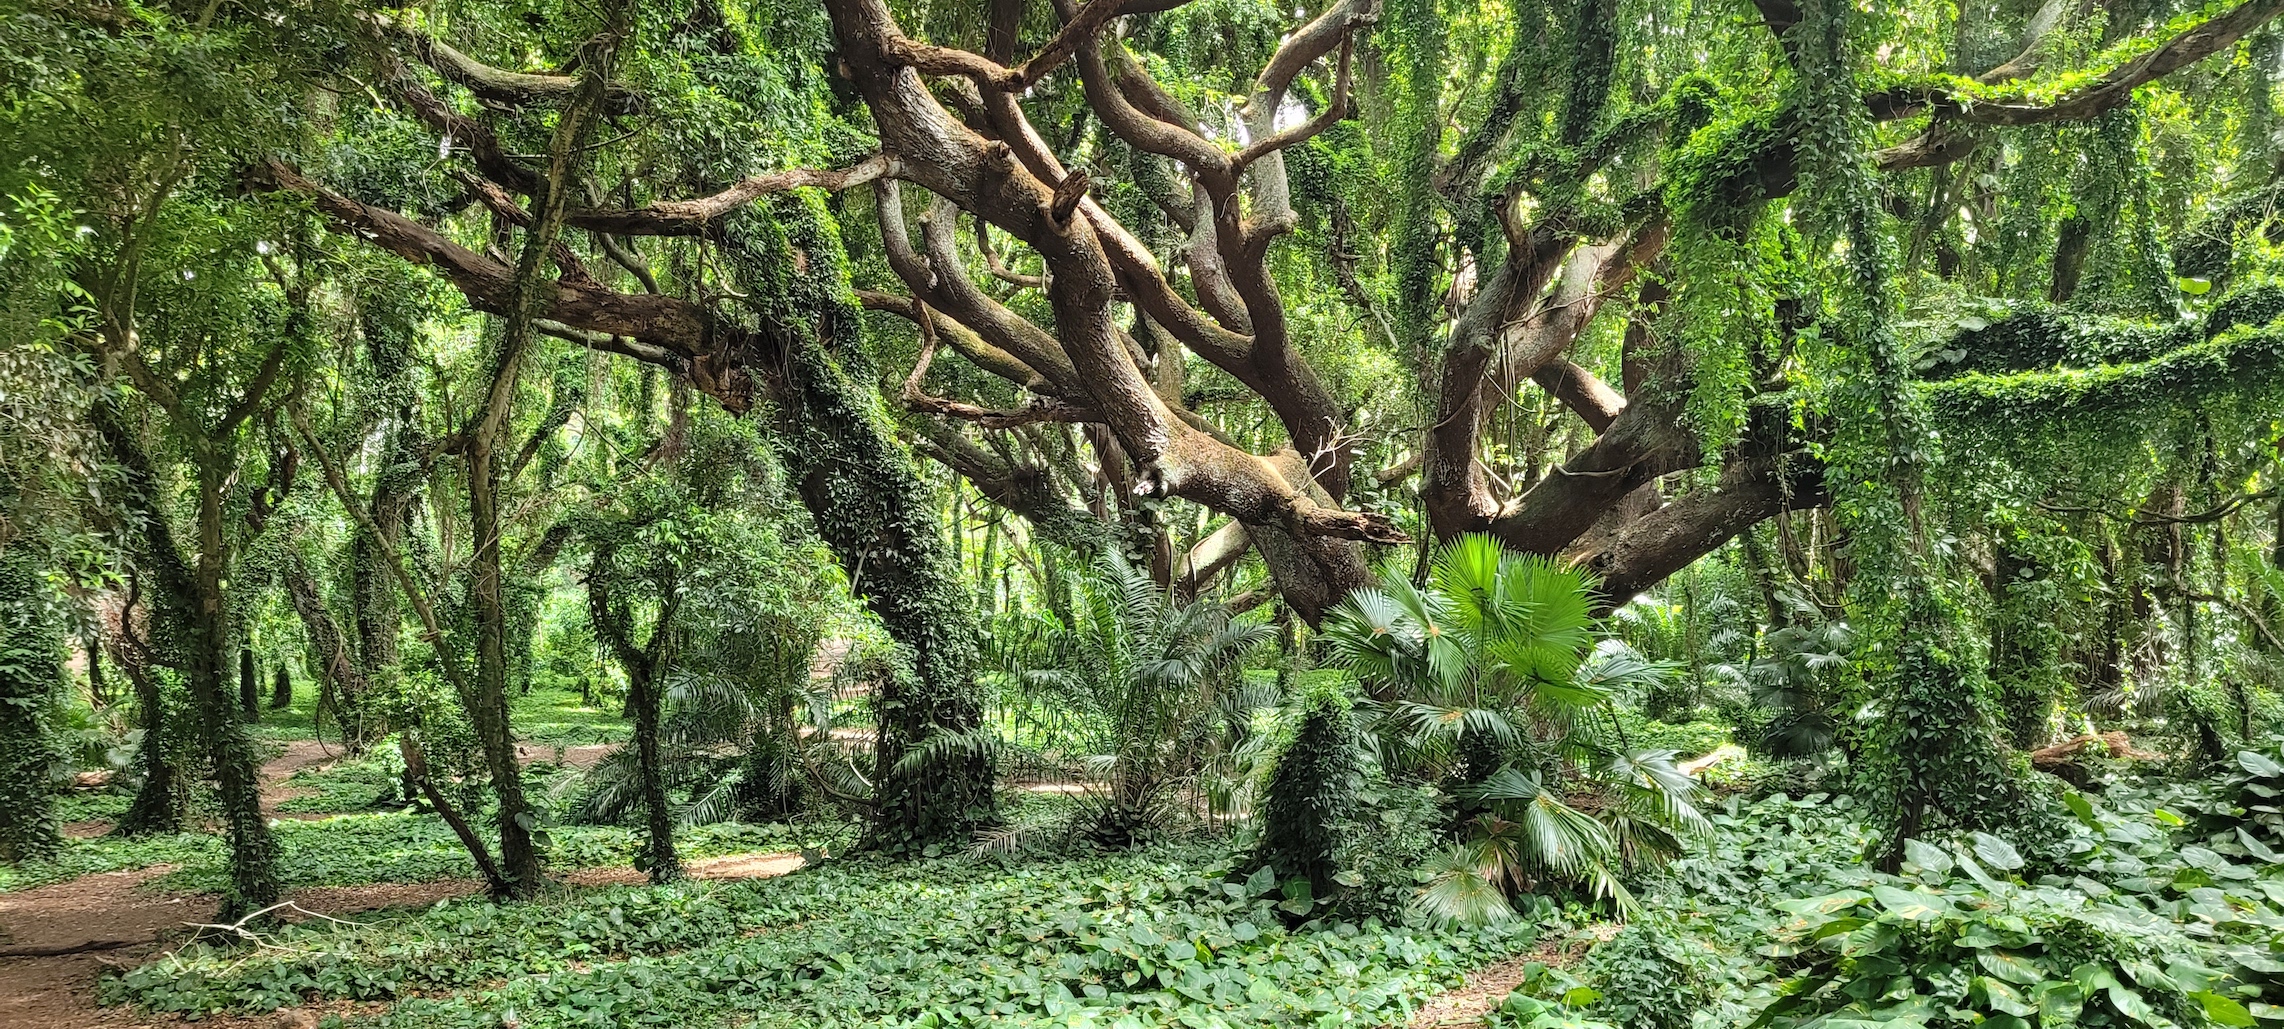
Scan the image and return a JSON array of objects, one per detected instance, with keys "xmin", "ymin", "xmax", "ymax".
[
  {"xmin": 84, "ymin": 630, "xmax": 111, "ymax": 708},
  {"xmin": 467, "ymin": 424, "xmax": 542, "ymax": 898},
  {"xmin": 283, "ymin": 555, "xmax": 371, "ymax": 752},
  {"xmin": 270, "ymin": 662, "xmax": 292, "ymax": 710},
  {"xmin": 754, "ymin": 332, "xmax": 994, "ymax": 844},
  {"xmin": 0, "ymin": 554, "xmax": 64, "ymax": 862},
  {"xmin": 192, "ymin": 459, "xmax": 280, "ymax": 920},
  {"xmin": 114, "ymin": 638, "xmax": 181, "ymax": 836},
  {"xmin": 585, "ymin": 553, "xmax": 681, "ymax": 882},
  {"xmin": 627, "ymin": 661, "xmax": 679, "ymax": 882},
  {"xmin": 238, "ymin": 645, "xmax": 259, "ymax": 721}
]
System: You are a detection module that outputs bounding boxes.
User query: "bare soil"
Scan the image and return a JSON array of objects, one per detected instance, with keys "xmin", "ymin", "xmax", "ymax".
[
  {"xmin": 511, "ymin": 742, "xmax": 619, "ymax": 769},
  {"xmin": 1400, "ymin": 923, "xmax": 1618, "ymax": 1029},
  {"xmin": 0, "ymin": 738, "xmax": 817, "ymax": 1026}
]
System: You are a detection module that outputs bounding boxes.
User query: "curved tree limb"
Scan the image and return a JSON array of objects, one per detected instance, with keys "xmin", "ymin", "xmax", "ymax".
[{"xmin": 567, "ymin": 154, "xmax": 905, "ymax": 236}]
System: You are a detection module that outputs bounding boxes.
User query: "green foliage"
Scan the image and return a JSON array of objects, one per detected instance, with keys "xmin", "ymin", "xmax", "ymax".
[
  {"xmin": 1751, "ymin": 824, "xmax": 2268, "ymax": 1028},
  {"xmin": 0, "ymin": 552, "xmax": 66, "ymax": 861},
  {"xmin": 1255, "ymin": 682, "xmax": 1362, "ymax": 896},
  {"xmin": 1854, "ymin": 582, "xmax": 2041, "ymax": 860},
  {"xmin": 719, "ymin": 199, "xmax": 993, "ymax": 844},
  {"xmin": 1487, "ymin": 962, "xmax": 1619, "ymax": 1029},
  {"xmin": 2213, "ymin": 742, "xmax": 2284, "ymax": 851},
  {"xmin": 992, "ymin": 551, "xmax": 1274, "ymax": 843},
  {"xmin": 103, "ymin": 843, "xmax": 1538, "ymax": 1027},
  {"xmin": 1737, "ymin": 621, "xmax": 1853, "ymax": 760},
  {"xmin": 1326, "ymin": 534, "xmax": 1707, "ymax": 919}
]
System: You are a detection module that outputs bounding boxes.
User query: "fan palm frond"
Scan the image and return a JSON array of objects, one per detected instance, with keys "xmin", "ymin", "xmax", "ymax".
[
  {"xmin": 1516, "ymin": 791, "xmax": 1615, "ymax": 879},
  {"xmin": 1414, "ymin": 842, "xmax": 1519, "ymax": 926}
]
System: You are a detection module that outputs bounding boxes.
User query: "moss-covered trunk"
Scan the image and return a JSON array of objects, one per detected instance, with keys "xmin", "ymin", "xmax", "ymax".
[
  {"xmin": 627, "ymin": 659, "xmax": 679, "ymax": 882},
  {"xmin": 191, "ymin": 457, "xmax": 282, "ymax": 919},
  {"xmin": 724, "ymin": 205, "xmax": 994, "ymax": 846},
  {"xmin": 0, "ymin": 551, "xmax": 64, "ymax": 862},
  {"xmin": 762, "ymin": 335, "xmax": 994, "ymax": 843}
]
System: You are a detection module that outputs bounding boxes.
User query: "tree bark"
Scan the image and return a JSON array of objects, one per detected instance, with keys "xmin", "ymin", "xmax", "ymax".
[{"xmin": 237, "ymin": 645, "xmax": 259, "ymax": 721}]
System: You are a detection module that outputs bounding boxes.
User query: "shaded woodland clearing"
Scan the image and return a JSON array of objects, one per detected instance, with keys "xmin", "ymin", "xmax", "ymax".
[{"xmin": 8, "ymin": 0, "xmax": 2284, "ymax": 1025}]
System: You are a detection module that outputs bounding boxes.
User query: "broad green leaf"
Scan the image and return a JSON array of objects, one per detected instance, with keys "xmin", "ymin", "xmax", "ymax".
[
  {"xmin": 2192, "ymin": 991, "xmax": 2257, "ymax": 1027},
  {"xmin": 2238, "ymin": 826, "xmax": 2283, "ymax": 864},
  {"xmin": 1970, "ymin": 832, "xmax": 2023, "ymax": 872},
  {"xmin": 1977, "ymin": 950, "xmax": 2043, "ymax": 985},
  {"xmin": 2104, "ymin": 982, "xmax": 2158, "ymax": 1025},
  {"xmin": 1871, "ymin": 884, "xmax": 1948, "ymax": 922},
  {"xmin": 1776, "ymin": 891, "xmax": 1871, "ymax": 917},
  {"xmin": 1840, "ymin": 922, "xmax": 1900, "ymax": 958},
  {"xmin": 1973, "ymin": 976, "xmax": 2035, "ymax": 1017},
  {"xmin": 1902, "ymin": 838, "xmax": 1953, "ymax": 877},
  {"xmin": 2036, "ymin": 981, "xmax": 2085, "ymax": 1022}
]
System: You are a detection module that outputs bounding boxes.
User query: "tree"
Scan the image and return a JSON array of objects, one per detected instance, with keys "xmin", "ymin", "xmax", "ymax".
[
  {"xmin": 26, "ymin": 0, "xmax": 2284, "ymax": 857},
  {"xmin": 0, "ymin": 551, "xmax": 67, "ymax": 862}
]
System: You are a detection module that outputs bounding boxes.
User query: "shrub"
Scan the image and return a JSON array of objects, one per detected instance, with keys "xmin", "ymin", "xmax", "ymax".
[{"xmin": 1254, "ymin": 683, "xmax": 1362, "ymax": 897}]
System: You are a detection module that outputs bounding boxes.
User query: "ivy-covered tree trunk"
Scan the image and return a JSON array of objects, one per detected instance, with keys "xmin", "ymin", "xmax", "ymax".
[
  {"xmin": 723, "ymin": 206, "xmax": 994, "ymax": 845},
  {"xmin": 761, "ymin": 334, "xmax": 994, "ymax": 844},
  {"xmin": 238, "ymin": 644, "xmax": 259, "ymax": 721},
  {"xmin": 1256, "ymin": 688, "xmax": 1360, "ymax": 897},
  {"xmin": 284, "ymin": 555, "xmax": 368, "ymax": 752},
  {"xmin": 627, "ymin": 659, "xmax": 678, "ymax": 882},
  {"xmin": 92, "ymin": 416, "xmax": 190, "ymax": 839},
  {"xmin": 0, "ymin": 552, "xmax": 65, "ymax": 862},
  {"xmin": 1792, "ymin": 0, "xmax": 2035, "ymax": 869},
  {"xmin": 585, "ymin": 551, "xmax": 681, "ymax": 883},
  {"xmin": 270, "ymin": 662, "xmax": 291, "ymax": 710},
  {"xmin": 190, "ymin": 458, "xmax": 282, "ymax": 918},
  {"xmin": 114, "ymin": 637, "xmax": 182, "ymax": 836},
  {"xmin": 468, "ymin": 384, "xmax": 544, "ymax": 899}
]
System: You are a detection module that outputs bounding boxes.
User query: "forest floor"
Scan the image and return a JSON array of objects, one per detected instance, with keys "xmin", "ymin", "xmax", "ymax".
[{"xmin": 0, "ymin": 693, "xmax": 812, "ymax": 1029}]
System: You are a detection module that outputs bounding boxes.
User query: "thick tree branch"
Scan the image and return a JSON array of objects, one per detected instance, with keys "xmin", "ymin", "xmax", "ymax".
[
  {"xmin": 249, "ymin": 161, "xmax": 708, "ymax": 352},
  {"xmin": 1233, "ymin": 36, "xmax": 1355, "ymax": 174},
  {"xmin": 899, "ymin": 304, "xmax": 1101, "ymax": 428},
  {"xmin": 1879, "ymin": 0, "xmax": 2284, "ymax": 126},
  {"xmin": 567, "ymin": 154, "xmax": 904, "ymax": 236},
  {"xmin": 370, "ymin": 13, "xmax": 641, "ymax": 112}
]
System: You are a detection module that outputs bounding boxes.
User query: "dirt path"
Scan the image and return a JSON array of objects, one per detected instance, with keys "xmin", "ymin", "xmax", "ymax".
[
  {"xmin": 1399, "ymin": 924, "xmax": 1617, "ymax": 1028},
  {"xmin": 511, "ymin": 742, "xmax": 619, "ymax": 769},
  {"xmin": 0, "ymin": 848, "xmax": 805, "ymax": 1028},
  {"xmin": 260, "ymin": 739, "xmax": 340, "ymax": 819}
]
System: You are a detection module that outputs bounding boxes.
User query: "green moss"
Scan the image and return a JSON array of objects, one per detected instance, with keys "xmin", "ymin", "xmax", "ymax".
[{"xmin": 1926, "ymin": 316, "xmax": 2284, "ymax": 431}]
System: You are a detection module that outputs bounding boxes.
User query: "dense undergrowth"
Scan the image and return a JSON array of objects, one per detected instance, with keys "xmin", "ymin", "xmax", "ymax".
[
  {"xmin": 102, "ymin": 842, "xmax": 1537, "ymax": 1028},
  {"xmin": 87, "ymin": 756, "xmax": 2284, "ymax": 1029},
  {"xmin": 1487, "ymin": 766, "xmax": 2284, "ymax": 1029}
]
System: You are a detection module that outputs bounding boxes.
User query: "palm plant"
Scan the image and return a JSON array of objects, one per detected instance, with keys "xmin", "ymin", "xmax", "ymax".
[
  {"xmin": 1733, "ymin": 620, "xmax": 1854, "ymax": 758},
  {"xmin": 1321, "ymin": 534, "xmax": 1706, "ymax": 921},
  {"xmin": 995, "ymin": 551, "xmax": 1274, "ymax": 844}
]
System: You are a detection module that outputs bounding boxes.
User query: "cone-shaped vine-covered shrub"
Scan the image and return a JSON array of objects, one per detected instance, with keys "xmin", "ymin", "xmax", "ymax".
[{"xmin": 1256, "ymin": 683, "xmax": 1362, "ymax": 897}]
